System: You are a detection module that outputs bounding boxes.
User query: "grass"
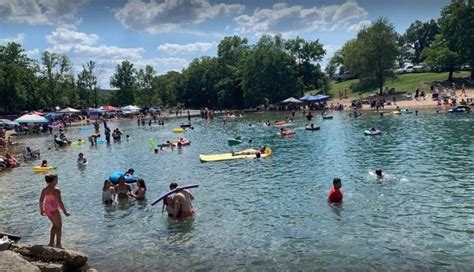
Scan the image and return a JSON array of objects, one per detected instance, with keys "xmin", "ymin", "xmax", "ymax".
[{"xmin": 323, "ymin": 71, "xmax": 471, "ymax": 98}]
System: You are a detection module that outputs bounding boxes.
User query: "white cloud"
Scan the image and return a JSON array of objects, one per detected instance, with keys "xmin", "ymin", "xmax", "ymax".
[
  {"xmin": 235, "ymin": 0, "xmax": 368, "ymax": 35},
  {"xmin": 46, "ymin": 27, "xmax": 99, "ymax": 46},
  {"xmin": 25, "ymin": 48, "xmax": 40, "ymax": 58},
  {"xmin": 347, "ymin": 20, "xmax": 372, "ymax": 32},
  {"xmin": 0, "ymin": 0, "xmax": 88, "ymax": 25},
  {"xmin": 0, "ymin": 33, "xmax": 25, "ymax": 44},
  {"xmin": 115, "ymin": 0, "xmax": 245, "ymax": 33},
  {"xmin": 157, "ymin": 42, "xmax": 214, "ymax": 55}
]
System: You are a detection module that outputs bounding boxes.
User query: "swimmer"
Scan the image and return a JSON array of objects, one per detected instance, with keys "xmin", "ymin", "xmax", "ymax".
[
  {"xmin": 131, "ymin": 179, "xmax": 147, "ymax": 200},
  {"xmin": 124, "ymin": 168, "xmax": 135, "ymax": 177},
  {"xmin": 169, "ymin": 182, "xmax": 195, "ymax": 219},
  {"xmin": 102, "ymin": 180, "xmax": 117, "ymax": 204},
  {"xmin": 375, "ymin": 169, "xmax": 384, "ymax": 179},
  {"xmin": 41, "ymin": 160, "xmax": 48, "ymax": 167},
  {"xmin": 327, "ymin": 178, "xmax": 343, "ymax": 204},
  {"xmin": 77, "ymin": 153, "xmax": 87, "ymax": 165},
  {"xmin": 115, "ymin": 176, "xmax": 131, "ymax": 199}
]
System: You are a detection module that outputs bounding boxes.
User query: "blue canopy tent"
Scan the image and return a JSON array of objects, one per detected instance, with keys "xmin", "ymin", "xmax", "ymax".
[
  {"xmin": 300, "ymin": 94, "xmax": 330, "ymax": 102},
  {"xmin": 44, "ymin": 112, "xmax": 61, "ymax": 120}
]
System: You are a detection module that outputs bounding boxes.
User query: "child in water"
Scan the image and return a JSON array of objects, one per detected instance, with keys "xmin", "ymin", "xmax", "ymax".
[
  {"xmin": 375, "ymin": 169, "xmax": 384, "ymax": 179},
  {"xmin": 328, "ymin": 178, "xmax": 343, "ymax": 204},
  {"xmin": 131, "ymin": 179, "xmax": 147, "ymax": 200},
  {"xmin": 102, "ymin": 180, "xmax": 117, "ymax": 204},
  {"xmin": 41, "ymin": 160, "xmax": 48, "ymax": 167},
  {"xmin": 77, "ymin": 153, "xmax": 87, "ymax": 165},
  {"xmin": 39, "ymin": 174, "xmax": 70, "ymax": 248}
]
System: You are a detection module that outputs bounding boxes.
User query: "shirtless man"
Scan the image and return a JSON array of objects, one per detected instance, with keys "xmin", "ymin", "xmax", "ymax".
[{"xmin": 169, "ymin": 182, "xmax": 195, "ymax": 219}]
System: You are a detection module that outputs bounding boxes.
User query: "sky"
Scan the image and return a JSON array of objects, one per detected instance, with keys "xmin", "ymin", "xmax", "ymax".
[{"xmin": 0, "ymin": 0, "xmax": 451, "ymax": 88}]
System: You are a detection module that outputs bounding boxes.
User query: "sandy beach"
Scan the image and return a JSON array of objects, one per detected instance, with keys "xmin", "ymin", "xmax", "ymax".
[{"xmin": 331, "ymin": 89, "xmax": 474, "ymax": 111}]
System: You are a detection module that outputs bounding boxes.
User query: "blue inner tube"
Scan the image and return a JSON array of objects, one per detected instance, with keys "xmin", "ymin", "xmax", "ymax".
[{"xmin": 108, "ymin": 171, "xmax": 138, "ymax": 184}]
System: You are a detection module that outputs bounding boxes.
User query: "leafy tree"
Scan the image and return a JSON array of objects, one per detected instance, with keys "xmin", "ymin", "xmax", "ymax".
[
  {"xmin": 77, "ymin": 61, "xmax": 98, "ymax": 108},
  {"xmin": 153, "ymin": 71, "xmax": 181, "ymax": 106},
  {"xmin": 438, "ymin": 0, "xmax": 474, "ymax": 78},
  {"xmin": 40, "ymin": 51, "xmax": 76, "ymax": 108},
  {"xmin": 285, "ymin": 36, "xmax": 326, "ymax": 91},
  {"xmin": 422, "ymin": 35, "xmax": 460, "ymax": 81},
  {"xmin": 403, "ymin": 20, "xmax": 439, "ymax": 64},
  {"xmin": 343, "ymin": 18, "xmax": 399, "ymax": 95},
  {"xmin": 241, "ymin": 36, "xmax": 300, "ymax": 107},
  {"xmin": 110, "ymin": 60, "xmax": 137, "ymax": 106},
  {"xmin": 136, "ymin": 65, "xmax": 156, "ymax": 106}
]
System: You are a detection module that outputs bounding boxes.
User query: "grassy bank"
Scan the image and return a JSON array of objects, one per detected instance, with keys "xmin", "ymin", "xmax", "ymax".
[{"xmin": 325, "ymin": 71, "xmax": 470, "ymax": 98}]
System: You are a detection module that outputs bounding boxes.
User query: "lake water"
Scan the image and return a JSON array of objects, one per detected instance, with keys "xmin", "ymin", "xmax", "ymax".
[{"xmin": 1, "ymin": 111, "xmax": 473, "ymax": 271}]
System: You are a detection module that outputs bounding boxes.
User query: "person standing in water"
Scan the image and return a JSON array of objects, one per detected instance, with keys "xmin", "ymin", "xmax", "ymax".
[
  {"xmin": 328, "ymin": 178, "xmax": 343, "ymax": 204},
  {"xmin": 39, "ymin": 174, "xmax": 70, "ymax": 248},
  {"xmin": 169, "ymin": 182, "xmax": 195, "ymax": 219}
]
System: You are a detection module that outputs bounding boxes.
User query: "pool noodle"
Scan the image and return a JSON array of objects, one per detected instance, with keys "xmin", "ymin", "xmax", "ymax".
[
  {"xmin": 151, "ymin": 184, "xmax": 199, "ymax": 206},
  {"xmin": 148, "ymin": 138, "xmax": 158, "ymax": 150}
]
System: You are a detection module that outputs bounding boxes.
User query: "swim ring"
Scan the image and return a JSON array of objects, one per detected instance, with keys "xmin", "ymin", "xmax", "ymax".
[
  {"xmin": 33, "ymin": 166, "xmax": 55, "ymax": 172},
  {"xmin": 172, "ymin": 128, "xmax": 185, "ymax": 133},
  {"xmin": 108, "ymin": 171, "xmax": 138, "ymax": 184},
  {"xmin": 305, "ymin": 126, "xmax": 320, "ymax": 131},
  {"xmin": 364, "ymin": 130, "xmax": 381, "ymax": 136}
]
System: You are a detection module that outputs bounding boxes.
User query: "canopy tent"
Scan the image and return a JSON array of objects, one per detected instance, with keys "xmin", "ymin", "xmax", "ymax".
[
  {"xmin": 101, "ymin": 105, "xmax": 118, "ymax": 111},
  {"xmin": 281, "ymin": 97, "xmax": 303, "ymax": 104},
  {"xmin": 0, "ymin": 119, "xmax": 19, "ymax": 126},
  {"xmin": 58, "ymin": 107, "xmax": 80, "ymax": 113},
  {"xmin": 31, "ymin": 111, "xmax": 45, "ymax": 116},
  {"xmin": 44, "ymin": 112, "xmax": 61, "ymax": 120},
  {"xmin": 120, "ymin": 105, "xmax": 141, "ymax": 112},
  {"xmin": 14, "ymin": 114, "xmax": 49, "ymax": 124},
  {"xmin": 300, "ymin": 94, "xmax": 330, "ymax": 102}
]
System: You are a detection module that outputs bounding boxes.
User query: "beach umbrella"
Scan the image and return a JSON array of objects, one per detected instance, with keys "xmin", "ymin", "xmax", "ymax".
[
  {"xmin": 58, "ymin": 107, "xmax": 80, "ymax": 113},
  {"xmin": 281, "ymin": 97, "xmax": 303, "ymax": 104},
  {"xmin": 44, "ymin": 112, "xmax": 61, "ymax": 120},
  {"xmin": 14, "ymin": 114, "xmax": 49, "ymax": 124},
  {"xmin": 32, "ymin": 111, "xmax": 45, "ymax": 116},
  {"xmin": 299, "ymin": 95, "xmax": 311, "ymax": 101},
  {"xmin": 101, "ymin": 105, "xmax": 118, "ymax": 111}
]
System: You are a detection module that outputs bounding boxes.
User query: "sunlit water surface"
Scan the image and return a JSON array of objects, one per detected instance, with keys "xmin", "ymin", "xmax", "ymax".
[{"xmin": 1, "ymin": 111, "xmax": 473, "ymax": 271}]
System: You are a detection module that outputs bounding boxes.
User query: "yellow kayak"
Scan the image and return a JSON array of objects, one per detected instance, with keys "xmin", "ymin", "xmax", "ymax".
[
  {"xmin": 200, "ymin": 147, "xmax": 272, "ymax": 162},
  {"xmin": 33, "ymin": 166, "xmax": 55, "ymax": 172},
  {"xmin": 172, "ymin": 128, "xmax": 185, "ymax": 133}
]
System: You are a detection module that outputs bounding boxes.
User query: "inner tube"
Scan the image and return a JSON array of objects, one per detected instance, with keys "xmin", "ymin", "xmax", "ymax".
[
  {"xmin": 364, "ymin": 130, "xmax": 381, "ymax": 136},
  {"xmin": 171, "ymin": 139, "xmax": 191, "ymax": 147},
  {"xmin": 33, "ymin": 166, "xmax": 55, "ymax": 172},
  {"xmin": 108, "ymin": 171, "xmax": 138, "ymax": 184},
  {"xmin": 78, "ymin": 162, "xmax": 88, "ymax": 166},
  {"xmin": 172, "ymin": 128, "xmax": 185, "ymax": 133},
  {"xmin": 305, "ymin": 126, "xmax": 320, "ymax": 131},
  {"xmin": 322, "ymin": 116, "xmax": 333, "ymax": 119},
  {"xmin": 278, "ymin": 131, "xmax": 296, "ymax": 136},
  {"xmin": 70, "ymin": 140, "xmax": 85, "ymax": 146},
  {"xmin": 180, "ymin": 124, "xmax": 192, "ymax": 128}
]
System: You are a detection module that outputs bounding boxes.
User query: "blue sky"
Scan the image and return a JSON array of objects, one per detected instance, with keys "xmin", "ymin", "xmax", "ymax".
[{"xmin": 0, "ymin": 0, "xmax": 450, "ymax": 88}]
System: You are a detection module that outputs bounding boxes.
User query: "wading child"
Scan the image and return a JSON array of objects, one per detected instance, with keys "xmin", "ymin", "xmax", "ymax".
[
  {"xmin": 39, "ymin": 174, "xmax": 70, "ymax": 248},
  {"xmin": 328, "ymin": 178, "xmax": 343, "ymax": 204}
]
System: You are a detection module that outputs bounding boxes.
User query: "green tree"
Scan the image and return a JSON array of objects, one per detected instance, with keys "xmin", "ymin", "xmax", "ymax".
[
  {"xmin": 110, "ymin": 60, "xmax": 137, "ymax": 106},
  {"xmin": 285, "ymin": 37, "xmax": 326, "ymax": 91},
  {"xmin": 153, "ymin": 71, "xmax": 181, "ymax": 106},
  {"xmin": 438, "ymin": 0, "xmax": 474, "ymax": 78},
  {"xmin": 241, "ymin": 36, "xmax": 300, "ymax": 107},
  {"xmin": 422, "ymin": 35, "xmax": 460, "ymax": 81},
  {"xmin": 136, "ymin": 65, "xmax": 156, "ymax": 106},
  {"xmin": 40, "ymin": 51, "xmax": 75, "ymax": 107},
  {"xmin": 343, "ymin": 18, "xmax": 399, "ymax": 95},
  {"xmin": 403, "ymin": 19, "xmax": 439, "ymax": 64},
  {"xmin": 77, "ymin": 61, "xmax": 98, "ymax": 108}
]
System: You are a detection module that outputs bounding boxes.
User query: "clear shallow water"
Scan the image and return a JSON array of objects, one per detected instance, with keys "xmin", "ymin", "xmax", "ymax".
[{"xmin": 1, "ymin": 111, "xmax": 473, "ymax": 271}]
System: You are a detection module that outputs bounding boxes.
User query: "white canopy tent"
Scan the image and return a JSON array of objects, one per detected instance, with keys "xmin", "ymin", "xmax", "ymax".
[
  {"xmin": 14, "ymin": 114, "xmax": 49, "ymax": 124},
  {"xmin": 121, "ymin": 105, "xmax": 141, "ymax": 112},
  {"xmin": 58, "ymin": 107, "xmax": 80, "ymax": 113},
  {"xmin": 281, "ymin": 97, "xmax": 303, "ymax": 104}
]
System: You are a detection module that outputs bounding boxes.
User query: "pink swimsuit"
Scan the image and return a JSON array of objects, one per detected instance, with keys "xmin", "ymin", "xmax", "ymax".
[{"xmin": 43, "ymin": 195, "xmax": 59, "ymax": 216}]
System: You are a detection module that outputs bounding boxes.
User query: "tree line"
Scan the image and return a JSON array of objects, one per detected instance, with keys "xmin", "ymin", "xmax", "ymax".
[{"xmin": 1, "ymin": 0, "xmax": 472, "ymax": 113}]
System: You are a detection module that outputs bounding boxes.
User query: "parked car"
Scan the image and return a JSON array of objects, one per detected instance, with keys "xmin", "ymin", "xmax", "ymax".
[{"xmin": 334, "ymin": 71, "xmax": 355, "ymax": 82}]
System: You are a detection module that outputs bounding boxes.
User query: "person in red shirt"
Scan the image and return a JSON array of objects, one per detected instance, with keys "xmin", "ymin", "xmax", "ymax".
[{"xmin": 328, "ymin": 178, "xmax": 343, "ymax": 204}]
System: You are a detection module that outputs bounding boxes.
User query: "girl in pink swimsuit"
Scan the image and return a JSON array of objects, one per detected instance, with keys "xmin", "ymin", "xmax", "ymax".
[{"xmin": 39, "ymin": 174, "xmax": 70, "ymax": 248}]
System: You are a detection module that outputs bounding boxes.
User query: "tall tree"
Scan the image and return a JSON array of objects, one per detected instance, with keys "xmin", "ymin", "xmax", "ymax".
[
  {"xmin": 77, "ymin": 61, "xmax": 98, "ymax": 108},
  {"xmin": 403, "ymin": 20, "xmax": 439, "ymax": 64},
  {"xmin": 438, "ymin": 0, "xmax": 474, "ymax": 78},
  {"xmin": 135, "ymin": 65, "xmax": 156, "ymax": 106},
  {"xmin": 40, "ymin": 51, "xmax": 75, "ymax": 107},
  {"xmin": 285, "ymin": 37, "xmax": 326, "ymax": 91},
  {"xmin": 343, "ymin": 18, "xmax": 399, "ymax": 95},
  {"xmin": 110, "ymin": 60, "xmax": 137, "ymax": 106},
  {"xmin": 422, "ymin": 35, "xmax": 460, "ymax": 81}
]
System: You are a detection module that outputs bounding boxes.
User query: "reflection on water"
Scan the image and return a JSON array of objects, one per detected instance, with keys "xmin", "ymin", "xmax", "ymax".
[{"xmin": 0, "ymin": 110, "xmax": 473, "ymax": 270}]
